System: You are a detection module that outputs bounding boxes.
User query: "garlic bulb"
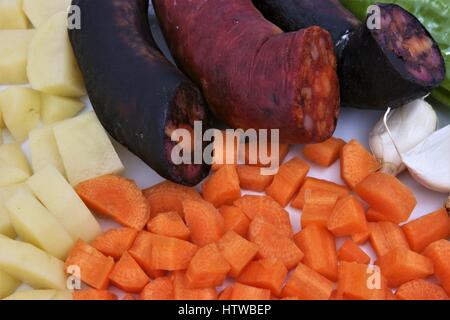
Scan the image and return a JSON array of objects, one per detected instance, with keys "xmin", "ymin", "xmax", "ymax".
[{"xmin": 369, "ymin": 99, "xmax": 438, "ymax": 176}]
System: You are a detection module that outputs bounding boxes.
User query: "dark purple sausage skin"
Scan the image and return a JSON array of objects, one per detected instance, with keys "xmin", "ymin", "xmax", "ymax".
[
  {"xmin": 254, "ymin": 0, "xmax": 445, "ymax": 109},
  {"xmin": 153, "ymin": 0, "xmax": 340, "ymax": 144},
  {"xmin": 69, "ymin": 0, "xmax": 210, "ymax": 186}
]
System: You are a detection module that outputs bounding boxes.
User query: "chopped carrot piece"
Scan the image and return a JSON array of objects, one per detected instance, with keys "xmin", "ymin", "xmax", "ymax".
[
  {"xmin": 376, "ymin": 247, "xmax": 434, "ymax": 287},
  {"xmin": 234, "ymin": 195, "xmax": 293, "ymax": 238},
  {"xmin": 129, "ymin": 231, "xmax": 198, "ymax": 272},
  {"xmin": 122, "ymin": 294, "xmax": 136, "ymax": 300},
  {"xmin": 423, "ymin": 239, "xmax": 450, "ymax": 295},
  {"xmin": 76, "ymin": 175, "xmax": 149, "ymax": 229},
  {"xmin": 351, "ymin": 224, "xmax": 371, "ymax": 245},
  {"xmin": 173, "ymin": 271, "xmax": 217, "ymax": 300},
  {"xmin": 294, "ymin": 224, "xmax": 338, "ymax": 281},
  {"xmin": 249, "ymin": 216, "xmax": 303, "ymax": 270},
  {"xmin": 292, "ymin": 177, "xmax": 350, "ymax": 209},
  {"xmin": 202, "ymin": 165, "xmax": 241, "ymax": 207},
  {"xmin": 244, "ymin": 143, "xmax": 290, "ymax": 167},
  {"xmin": 218, "ymin": 286, "xmax": 234, "ymax": 300},
  {"xmin": 230, "ymin": 283, "xmax": 271, "ymax": 300},
  {"xmin": 265, "ymin": 157, "xmax": 310, "ymax": 207},
  {"xmin": 337, "ymin": 240, "xmax": 371, "ymax": 264},
  {"xmin": 282, "ymin": 263, "xmax": 334, "ymax": 300},
  {"xmin": 402, "ymin": 208, "xmax": 449, "ymax": 252},
  {"xmin": 329, "ymin": 290, "xmax": 344, "ymax": 300},
  {"xmin": 147, "ymin": 211, "xmax": 190, "ymax": 241},
  {"xmin": 91, "ymin": 227, "xmax": 138, "ymax": 260},
  {"xmin": 340, "ymin": 139, "xmax": 380, "ymax": 189},
  {"xmin": 303, "ymin": 137, "xmax": 346, "ymax": 167},
  {"xmin": 73, "ymin": 289, "xmax": 117, "ymax": 300},
  {"xmin": 143, "ymin": 180, "xmax": 201, "ymax": 218},
  {"xmin": 396, "ymin": 279, "xmax": 449, "ymax": 300},
  {"xmin": 301, "ymin": 190, "xmax": 338, "ymax": 228},
  {"xmin": 219, "ymin": 205, "xmax": 250, "ymax": 237},
  {"xmin": 217, "ymin": 231, "xmax": 259, "ymax": 278},
  {"xmin": 183, "ymin": 199, "xmax": 224, "ymax": 247},
  {"xmin": 355, "ymin": 172, "xmax": 416, "ymax": 224},
  {"xmin": 237, "ymin": 258, "xmax": 288, "ymax": 296},
  {"xmin": 337, "ymin": 262, "xmax": 386, "ymax": 300},
  {"xmin": 327, "ymin": 195, "xmax": 368, "ymax": 237},
  {"xmin": 366, "ymin": 207, "xmax": 389, "ymax": 222},
  {"xmin": 64, "ymin": 240, "xmax": 115, "ymax": 290},
  {"xmin": 236, "ymin": 165, "xmax": 274, "ymax": 192},
  {"xmin": 369, "ymin": 221, "xmax": 410, "ymax": 258},
  {"xmin": 185, "ymin": 243, "xmax": 230, "ymax": 289},
  {"xmin": 140, "ymin": 276, "xmax": 174, "ymax": 300},
  {"xmin": 211, "ymin": 131, "xmax": 239, "ymax": 171},
  {"xmin": 108, "ymin": 252, "xmax": 149, "ymax": 293}
]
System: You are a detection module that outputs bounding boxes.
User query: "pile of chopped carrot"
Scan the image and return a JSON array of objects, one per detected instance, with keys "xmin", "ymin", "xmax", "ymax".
[{"xmin": 67, "ymin": 138, "xmax": 450, "ymax": 300}]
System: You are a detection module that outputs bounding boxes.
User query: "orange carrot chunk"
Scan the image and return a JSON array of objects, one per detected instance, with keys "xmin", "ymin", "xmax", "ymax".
[
  {"xmin": 183, "ymin": 199, "xmax": 225, "ymax": 246},
  {"xmin": 219, "ymin": 205, "xmax": 250, "ymax": 237},
  {"xmin": 292, "ymin": 177, "xmax": 350, "ymax": 209},
  {"xmin": 265, "ymin": 157, "xmax": 310, "ymax": 207},
  {"xmin": 237, "ymin": 258, "xmax": 288, "ymax": 297},
  {"xmin": 327, "ymin": 195, "xmax": 368, "ymax": 237},
  {"xmin": 366, "ymin": 207, "xmax": 390, "ymax": 222},
  {"xmin": 202, "ymin": 165, "xmax": 241, "ymax": 207},
  {"xmin": 143, "ymin": 180, "xmax": 201, "ymax": 218},
  {"xmin": 402, "ymin": 208, "xmax": 449, "ymax": 253},
  {"xmin": 140, "ymin": 276, "xmax": 174, "ymax": 300},
  {"xmin": 355, "ymin": 172, "xmax": 416, "ymax": 224},
  {"xmin": 337, "ymin": 262, "xmax": 386, "ymax": 300},
  {"xmin": 423, "ymin": 239, "xmax": 450, "ymax": 295},
  {"xmin": 234, "ymin": 195, "xmax": 293, "ymax": 238},
  {"xmin": 248, "ymin": 216, "xmax": 303, "ymax": 270},
  {"xmin": 129, "ymin": 231, "xmax": 198, "ymax": 273},
  {"xmin": 65, "ymin": 240, "xmax": 115, "ymax": 290},
  {"xmin": 340, "ymin": 139, "xmax": 380, "ymax": 189},
  {"xmin": 147, "ymin": 211, "xmax": 190, "ymax": 241},
  {"xmin": 282, "ymin": 263, "xmax": 334, "ymax": 300},
  {"xmin": 351, "ymin": 224, "xmax": 371, "ymax": 245},
  {"xmin": 173, "ymin": 271, "xmax": 217, "ymax": 300},
  {"xmin": 230, "ymin": 283, "xmax": 271, "ymax": 300},
  {"xmin": 211, "ymin": 131, "xmax": 239, "ymax": 171},
  {"xmin": 294, "ymin": 224, "xmax": 338, "ymax": 281},
  {"xmin": 185, "ymin": 243, "xmax": 231, "ymax": 289},
  {"xmin": 396, "ymin": 279, "xmax": 449, "ymax": 300},
  {"xmin": 218, "ymin": 286, "xmax": 234, "ymax": 300},
  {"xmin": 236, "ymin": 165, "xmax": 274, "ymax": 192},
  {"xmin": 369, "ymin": 221, "xmax": 410, "ymax": 258},
  {"xmin": 73, "ymin": 289, "xmax": 118, "ymax": 300},
  {"xmin": 337, "ymin": 239, "xmax": 371, "ymax": 264},
  {"xmin": 76, "ymin": 175, "xmax": 149, "ymax": 229},
  {"xmin": 244, "ymin": 143, "xmax": 290, "ymax": 167},
  {"xmin": 376, "ymin": 247, "xmax": 434, "ymax": 288},
  {"xmin": 301, "ymin": 191, "xmax": 338, "ymax": 228},
  {"xmin": 303, "ymin": 137, "xmax": 346, "ymax": 167},
  {"xmin": 91, "ymin": 227, "xmax": 138, "ymax": 261},
  {"xmin": 108, "ymin": 251, "xmax": 149, "ymax": 293},
  {"xmin": 217, "ymin": 231, "xmax": 259, "ymax": 278}
]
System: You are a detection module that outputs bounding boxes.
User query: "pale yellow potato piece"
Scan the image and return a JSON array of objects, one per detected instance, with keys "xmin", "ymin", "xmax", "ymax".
[
  {"xmin": 26, "ymin": 165, "xmax": 102, "ymax": 243},
  {"xmin": 0, "ymin": 143, "xmax": 31, "ymax": 175},
  {"xmin": 23, "ymin": 0, "xmax": 71, "ymax": 28},
  {"xmin": 0, "ymin": 234, "xmax": 66, "ymax": 290},
  {"xmin": 3, "ymin": 289, "xmax": 56, "ymax": 300},
  {"xmin": 0, "ymin": 160, "xmax": 29, "ymax": 187},
  {"xmin": 29, "ymin": 126, "xmax": 65, "ymax": 175},
  {"xmin": 0, "ymin": 269, "xmax": 21, "ymax": 299},
  {"xmin": 0, "ymin": 0, "xmax": 29, "ymax": 29},
  {"xmin": 6, "ymin": 189, "xmax": 74, "ymax": 260},
  {"xmin": 27, "ymin": 11, "xmax": 86, "ymax": 97},
  {"xmin": 53, "ymin": 112, "xmax": 124, "ymax": 186},
  {"xmin": 41, "ymin": 94, "xmax": 84, "ymax": 124},
  {"xmin": 0, "ymin": 30, "xmax": 35, "ymax": 84},
  {"xmin": 52, "ymin": 290, "xmax": 72, "ymax": 300},
  {"xmin": 0, "ymin": 87, "xmax": 41, "ymax": 142},
  {"xmin": 0, "ymin": 184, "xmax": 28, "ymax": 238}
]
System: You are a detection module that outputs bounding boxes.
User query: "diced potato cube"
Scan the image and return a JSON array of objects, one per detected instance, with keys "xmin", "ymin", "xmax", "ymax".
[
  {"xmin": 0, "ymin": 87, "xmax": 41, "ymax": 142},
  {"xmin": 26, "ymin": 165, "xmax": 102, "ymax": 243},
  {"xmin": 0, "ymin": 184, "xmax": 28, "ymax": 238},
  {"xmin": 23, "ymin": 0, "xmax": 71, "ymax": 28},
  {"xmin": 0, "ymin": 160, "xmax": 29, "ymax": 187},
  {"xmin": 27, "ymin": 11, "xmax": 86, "ymax": 97},
  {"xmin": 3, "ymin": 289, "xmax": 57, "ymax": 300},
  {"xmin": 41, "ymin": 94, "xmax": 84, "ymax": 124},
  {"xmin": 0, "ymin": 269, "xmax": 21, "ymax": 299},
  {"xmin": 0, "ymin": 0, "xmax": 29, "ymax": 29},
  {"xmin": 6, "ymin": 189, "xmax": 75, "ymax": 260},
  {"xmin": 0, "ymin": 234, "xmax": 66, "ymax": 290},
  {"xmin": 29, "ymin": 126, "xmax": 65, "ymax": 175},
  {"xmin": 0, "ymin": 30, "xmax": 35, "ymax": 84},
  {"xmin": 0, "ymin": 143, "xmax": 31, "ymax": 175},
  {"xmin": 53, "ymin": 112, "xmax": 124, "ymax": 186}
]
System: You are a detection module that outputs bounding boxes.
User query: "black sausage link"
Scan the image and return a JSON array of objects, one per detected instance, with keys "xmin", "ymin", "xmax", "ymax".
[{"xmin": 69, "ymin": 0, "xmax": 210, "ymax": 186}]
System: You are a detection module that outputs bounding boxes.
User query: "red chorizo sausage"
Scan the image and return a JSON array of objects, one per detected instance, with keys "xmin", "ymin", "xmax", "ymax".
[{"xmin": 153, "ymin": 0, "xmax": 340, "ymax": 144}]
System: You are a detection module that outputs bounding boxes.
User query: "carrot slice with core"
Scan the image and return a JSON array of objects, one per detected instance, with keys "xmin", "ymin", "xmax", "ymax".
[
  {"xmin": 396, "ymin": 279, "xmax": 449, "ymax": 300},
  {"xmin": 109, "ymin": 251, "xmax": 149, "ymax": 293}
]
